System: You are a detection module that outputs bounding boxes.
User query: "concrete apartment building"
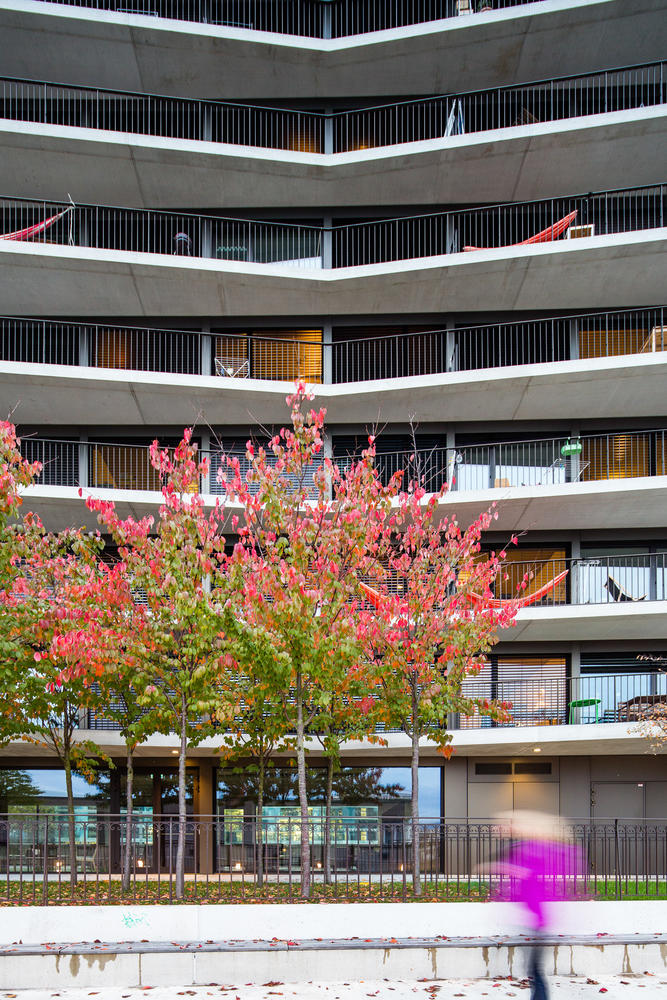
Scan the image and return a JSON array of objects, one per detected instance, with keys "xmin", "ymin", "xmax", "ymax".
[{"xmin": 0, "ymin": 0, "xmax": 666, "ymax": 873}]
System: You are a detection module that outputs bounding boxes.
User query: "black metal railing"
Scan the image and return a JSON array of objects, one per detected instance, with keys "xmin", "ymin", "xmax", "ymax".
[
  {"xmin": 0, "ymin": 815, "xmax": 664, "ymax": 902},
  {"xmin": 364, "ymin": 427, "xmax": 667, "ymax": 494},
  {"xmin": 1, "ymin": 185, "xmax": 664, "ymax": 266},
  {"xmin": 2, "ymin": 308, "xmax": 666, "ymax": 383},
  {"xmin": 2, "ymin": 63, "xmax": 663, "ymax": 152},
  {"xmin": 479, "ymin": 550, "xmax": 667, "ymax": 608},
  {"xmin": 332, "ymin": 307, "xmax": 667, "ymax": 382},
  {"xmin": 27, "ymin": 1, "xmax": 542, "ymax": 37},
  {"xmin": 19, "ymin": 428, "xmax": 667, "ymax": 496},
  {"xmin": 459, "ymin": 670, "xmax": 667, "ymax": 728}
]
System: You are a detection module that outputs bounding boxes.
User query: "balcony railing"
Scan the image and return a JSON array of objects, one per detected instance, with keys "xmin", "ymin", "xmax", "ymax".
[
  {"xmin": 460, "ymin": 670, "xmax": 667, "ymax": 729},
  {"xmin": 484, "ymin": 551, "xmax": 667, "ymax": 607},
  {"xmin": 25, "ymin": 1, "xmax": 541, "ymax": 37},
  {"xmin": 1, "ymin": 185, "xmax": 664, "ymax": 267},
  {"xmin": 2, "ymin": 63, "xmax": 663, "ymax": 152},
  {"xmin": 2, "ymin": 308, "xmax": 666, "ymax": 384},
  {"xmin": 18, "ymin": 428, "xmax": 667, "ymax": 498},
  {"xmin": 365, "ymin": 427, "xmax": 667, "ymax": 494}
]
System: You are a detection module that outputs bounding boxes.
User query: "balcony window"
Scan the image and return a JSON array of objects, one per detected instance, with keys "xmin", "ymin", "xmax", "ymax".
[{"xmin": 460, "ymin": 656, "xmax": 567, "ymax": 729}]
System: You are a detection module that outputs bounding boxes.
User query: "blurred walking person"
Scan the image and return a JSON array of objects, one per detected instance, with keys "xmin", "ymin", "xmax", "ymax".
[{"xmin": 488, "ymin": 811, "xmax": 583, "ymax": 1000}]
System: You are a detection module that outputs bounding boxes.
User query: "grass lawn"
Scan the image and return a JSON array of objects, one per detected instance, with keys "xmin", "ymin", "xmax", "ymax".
[{"xmin": 0, "ymin": 878, "xmax": 664, "ymax": 905}]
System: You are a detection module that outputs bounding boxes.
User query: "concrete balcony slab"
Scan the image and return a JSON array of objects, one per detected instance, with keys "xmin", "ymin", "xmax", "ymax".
[
  {"xmin": 1, "ymin": 107, "xmax": 665, "ymax": 208},
  {"xmin": 510, "ymin": 601, "xmax": 667, "ymax": 643},
  {"xmin": 3, "ymin": 351, "xmax": 667, "ymax": 428},
  {"xmin": 0, "ymin": 0, "xmax": 663, "ymax": 99},
  {"xmin": 0, "ymin": 719, "xmax": 652, "ymax": 761},
  {"xmin": 0, "ymin": 229, "xmax": 665, "ymax": 318},
  {"xmin": 21, "ymin": 475, "xmax": 667, "ymax": 534}
]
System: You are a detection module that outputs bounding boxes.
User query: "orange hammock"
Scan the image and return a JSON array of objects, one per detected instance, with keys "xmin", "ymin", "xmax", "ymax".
[
  {"xmin": 360, "ymin": 568, "xmax": 569, "ymax": 612},
  {"xmin": 463, "ymin": 210, "xmax": 577, "ymax": 252}
]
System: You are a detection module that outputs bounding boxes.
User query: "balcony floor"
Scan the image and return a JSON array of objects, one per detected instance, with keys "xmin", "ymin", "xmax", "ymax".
[
  {"xmin": 3, "ymin": 350, "xmax": 667, "ymax": 428},
  {"xmin": 21, "ymin": 476, "xmax": 667, "ymax": 534},
  {"xmin": 1, "ymin": 107, "xmax": 665, "ymax": 208},
  {"xmin": 1, "ymin": 0, "xmax": 664, "ymax": 99},
  {"xmin": 1, "ymin": 230, "xmax": 665, "ymax": 318}
]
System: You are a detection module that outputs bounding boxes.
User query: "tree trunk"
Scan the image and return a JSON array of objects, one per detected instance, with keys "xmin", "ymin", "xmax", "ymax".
[
  {"xmin": 257, "ymin": 755, "xmax": 265, "ymax": 887},
  {"xmin": 324, "ymin": 753, "xmax": 334, "ymax": 884},
  {"xmin": 411, "ymin": 723, "xmax": 421, "ymax": 897},
  {"xmin": 175, "ymin": 695, "xmax": 187, "ymax": 899},
  {"xmin": 295, "ymin": 673, "xmax": 311, "ymax": 899},
  {"xmin": 63, "ymin": 744, "xmax": 78, "ymax": 889},
  {"xmin": 122, "ymin": 746, "xmax": 134, "ymax": 892}
]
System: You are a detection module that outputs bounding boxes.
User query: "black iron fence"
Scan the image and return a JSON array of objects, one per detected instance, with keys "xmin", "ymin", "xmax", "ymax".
[
  {"xmin": 2, "ymin": 63, "xmax": 663, "ymax": 151},
  {"xmin": 0, "ymin": 815, "xmax": 664, "ymax": 901},
  {"xmin": 27, "ymin": 0, "xmax": 541, "ymax": 37},
  {"xmin": 2, "ymin": 307, "xmax": 666, "ymax": 383},
  {"xmin": 1, "ymin": 184, "xmax": 664, "ymax": 265},
  {"xmin": 18, "ymin": 427, "xmax": 667, "ymax": 496}
]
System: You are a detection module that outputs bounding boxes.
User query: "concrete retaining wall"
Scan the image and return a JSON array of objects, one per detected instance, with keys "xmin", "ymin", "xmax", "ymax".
[
  {"xmin": 2, "ymin": 899, "xmax": 666, "ymax": 945},
  {"xmin": 1, "ymin": 934, "xmax": 667, "ymax": 988}
]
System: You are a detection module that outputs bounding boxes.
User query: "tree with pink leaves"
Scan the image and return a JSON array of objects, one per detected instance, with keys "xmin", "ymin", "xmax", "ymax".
[
  {"xmin": 221, "ymin": 384, "xmax": 399, "ymax": 898},
  {"xmin": 0, "ymin": 422, "xmax": 109, "ymax": 886},
  {"xmin": 55, "ymin": 556, "xmax": 154, "ymax": 891},
  {"xmin": 359, "ymin": 478, "xmax": 520, "ymax": 896},
  {"xmin": 78, "ymin": 431, "xmax": 228, "ymax": 898}
]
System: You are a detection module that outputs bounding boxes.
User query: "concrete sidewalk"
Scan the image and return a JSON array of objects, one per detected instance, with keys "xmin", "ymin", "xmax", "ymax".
[{"xmin": 4, "ymin": 977, "xmax": 666, "ymax": 999}]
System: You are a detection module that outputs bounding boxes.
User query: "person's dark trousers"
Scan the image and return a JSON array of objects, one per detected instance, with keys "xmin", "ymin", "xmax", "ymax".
[{"xmin": 529, "ymin": 943, "xmax": 548, "ymax": 1000}]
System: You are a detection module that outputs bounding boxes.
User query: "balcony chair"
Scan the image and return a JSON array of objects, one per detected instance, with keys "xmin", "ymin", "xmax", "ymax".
[
  {"xmin": 604, "ymin": 575, "xmax": 646, "ymax": 602},
  {"xmin": 640, "ymin": 326, "xmax": 667, "ymax": 352},
  {"xmin": 215, "ymin": 357, "xmax": 250, "ymax": 378},
  {"xmin": 568, "ymin": 697, "xmax": 601, "ymax": 724}
]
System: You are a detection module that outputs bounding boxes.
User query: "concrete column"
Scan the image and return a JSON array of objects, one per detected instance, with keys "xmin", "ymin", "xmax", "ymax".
[
  {"xmin": 443, "ymin": 757, "xmax": 467, "ymax": 820},
  {"xmin": 200, "ymin": 325, "xmax": 212, "ymax": 377},
  {"xmin": 78, "ymin": 435, "xmax": 88, "ymax": 490},
  {"xmin": 569, "ymin": 318, "xmax": 580, "ymax": 361},
  {"xmin": 649, "ymin": 546, "xmax": 658, "ymax": 602},
  {"xmin": 324, "ymin": 107, "xmax": 334, "ymax": 155},
  {"xmin": 322, "ymin": 321, "xmax": 333, "ymax": 384},
  {"xmin": 571, "ymin": 536, "xmax": 581, "ymax": 605},
  {"xmin": 570, "ymin": 642, "xmax": 581, "ymax": 725},
  {"xmin": 200, "ymin": 429, "xmax": 211, "ymax": 494},
  {"xmin": 196, "ymin": 763, "xmax": 216, "ymax": 876},
  {"xmin": 321, "ymin": 0, "xmax": 332, "ymax": 39},
  {"xmin": 445, "ymin": 321, "xmax": 456, "ymax": 373},
  {"xmin": 322, "ymin": 214, "xmax": 332, "ymax": 270},
  {"xmin": 446, "ymin": 430, "xmax": 456, "ymax": 491},
  {"xmin": 568, "ymin": 425, "xmax": 581, "ymax": 484},
  {"xmin": 78, "ymin": 326, "xmax": 89, "ymax": 367}
]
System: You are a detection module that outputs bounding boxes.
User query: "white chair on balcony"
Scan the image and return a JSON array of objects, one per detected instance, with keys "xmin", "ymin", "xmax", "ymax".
[{"xmin": 215, "ymin": 357, "xmax": 250, "ymax": 378}]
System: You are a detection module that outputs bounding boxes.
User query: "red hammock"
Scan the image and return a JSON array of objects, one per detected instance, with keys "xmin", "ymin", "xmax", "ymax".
[
  {"xmin": 463, "ymin": 210, "xmax": 578, "ymax": 252},
  {"xmin": 360, "ymin": 568, "xmax": 569, "ymax": 612},
  {"xmin": 1, "ymin": 206, "xmax": 72, "ymax": 242}
]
